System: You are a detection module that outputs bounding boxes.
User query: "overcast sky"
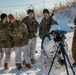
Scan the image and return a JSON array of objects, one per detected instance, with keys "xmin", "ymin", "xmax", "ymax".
[{"xmin": 0, "ymin": 0, "xmax": 73, "ymax": 13}]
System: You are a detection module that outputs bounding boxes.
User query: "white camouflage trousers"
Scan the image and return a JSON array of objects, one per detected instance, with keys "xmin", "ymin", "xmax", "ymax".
[
  {"xmin": 13, "ymin": 45, "xmax": 31, "ymax": 64},
  {"xmin": 28, "ymin": 38, "xmax": 37, "ymax": 60},
  {"xmin": 22, "ymin": 45, "xmax": 31, "ymax": 64},
  {"xmin": 40, "ymin": 41, "xmax": 68, "ymax": 75},
  {"xmin": 40, "ymin": 52, "xmax": 66, "ymax": 75},
  {"xmin": 0, "ymin": 48, "xmax": 12, "ymax": 65}
]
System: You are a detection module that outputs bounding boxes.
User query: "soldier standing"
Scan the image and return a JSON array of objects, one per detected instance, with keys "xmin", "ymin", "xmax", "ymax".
[
  {"xmin": 8, "ymin": 14, "xmax": 32, "ymax": 70},
  {"xmin": 39, "ymin": 9, "xmax": 58, "ymax": 50},
  {"xmin": 22, "ymin": 9, "xmax": 39, "ymax": 64},
  {"xmin": 0, "ymin": 13, "xmax": 12, "ymax": 69}
]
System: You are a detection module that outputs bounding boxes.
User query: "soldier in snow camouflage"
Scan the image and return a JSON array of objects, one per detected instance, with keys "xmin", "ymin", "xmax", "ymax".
[
  {"xmin": 39, "ymin": 9, "xmax": 58, "ymax": 49},
  {"xmin": 22, "ymin": 9, "xmax": 39, "ymax": 64},
  {"xmin": 0, "ymin": 13, "xmax": 12, "ymax": 69},
  {"xmin": 8, "ymin": 14, "xmax": 32, "ymax": 70}
]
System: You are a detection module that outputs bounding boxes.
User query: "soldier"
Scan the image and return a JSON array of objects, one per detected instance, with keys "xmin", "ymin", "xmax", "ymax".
[
  {"xmin": 41, "ymin": 25, "xmax": 68, "ymax": 75},
  {"xmin": 22, "ymin": 9, "xmax": 39, "ymax": 64},
  {"xmin": 72, "ymin": 17, "xmax": 76, "ymax": 67},
  {"xmin": 39, "ymin": 9, "xmax": 58, "ymax": 49},
  {"xmin": 8, "ymin": 14, "xmax": 32, "ymax": 70},
  {"xmin": 0, "ymin": 13, "xmax": 12, "ymax": 69}
]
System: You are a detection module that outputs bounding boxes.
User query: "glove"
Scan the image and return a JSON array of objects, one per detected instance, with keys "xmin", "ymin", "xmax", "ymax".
[
  {"xmin": 58, "ymin": 59, "xmax": 65, "ymax": 66},
  {"xmin": 70, "ymin": 27, "xmax": 73, "ymax": 29},
  {"xmin": 51, "ymin": 12, "xmax": 54, "ymax": 17},
  {"xmin": 58, "ymin": 50, "xmax": 61, "ymax": 54}
]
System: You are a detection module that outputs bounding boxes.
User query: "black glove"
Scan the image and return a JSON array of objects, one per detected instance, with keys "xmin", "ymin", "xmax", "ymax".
[
  {"xmin": 51, "ymin": 10, "xmax": 55, "ymax": 17},
  {"xmin": 70, "ymin": 27, "xmax": 73, "ymax": 29},
  {"xmin": 51, "ymin": 13, "xmax": 54, "ymax": 17},
  {"xmin": 58, "ymin": 59, "xmax": 65, "ymax": 66},
  {"xmin": 58, "ymin": 50, "xmax": 61, "ymax": 54}
]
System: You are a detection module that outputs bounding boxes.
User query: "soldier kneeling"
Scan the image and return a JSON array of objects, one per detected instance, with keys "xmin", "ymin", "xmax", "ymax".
[{"xmin": 40, "ymin": 25, "xmax": 68, "ymax": 75}]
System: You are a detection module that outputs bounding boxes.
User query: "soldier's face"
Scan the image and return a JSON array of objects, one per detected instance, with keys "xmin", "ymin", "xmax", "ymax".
[
  {"xmin": 2, "ymin": 16, "xmax": 8, "ymax": 24},
  {"xmin": 43, "ymin": 13, "xmax": 49, "ymax": 19},
  {"xmin": 4, "ymin": 17, "xmax": 8, "ymax": 22},
  {"xmin": 10, "ymin": 18, "xmax": 15, "ymax": 23},
  {"xmin": 28, "ymin": 12, "xmax": 34, "ymax": 18}
]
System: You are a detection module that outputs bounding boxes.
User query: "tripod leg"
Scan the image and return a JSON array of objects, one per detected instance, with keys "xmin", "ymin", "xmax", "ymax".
[
  {"xmin": 48, "ymin": 48, "xmax": 58, "ymax": 75},
  {"xmin": 63, "ymin": 48, "xmax": 75, "ymax": 75},
  {"xmin": 60, "ymin": 46, "xmax": 69, "ymax": 75}
]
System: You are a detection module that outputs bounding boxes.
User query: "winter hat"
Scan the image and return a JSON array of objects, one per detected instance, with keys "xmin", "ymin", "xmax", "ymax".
[
  {"xmin": 1, "ymin": 13, "xmax": 7, "ymax": 21},
  {"xmin": 8, "ymin": 14, "xmax": 15, "ymax": 20},
  {"xmin": 43, "ymin": 9, "xmax": 49, "ymax": 14},
  {"xmin": 27, "ymin": 9, "xmax": 34, "ymax": 14}
]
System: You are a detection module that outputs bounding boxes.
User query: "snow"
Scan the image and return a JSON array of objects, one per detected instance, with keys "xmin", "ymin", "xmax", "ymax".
[
  {"xmin": 0, "ymin": 6, "xmax": 76, "ymax": 75},
  {"xmin": 0, "ymin": 33, "xmax": 76, "ymax": 75},
  {"xmin": 0, "ymin": 37, "xmax": 43, "ymax": 75}
]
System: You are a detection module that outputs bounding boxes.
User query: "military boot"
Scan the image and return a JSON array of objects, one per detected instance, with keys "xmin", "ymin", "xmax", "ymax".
[
  {"xmin": 16, "ymin": 63, "xmax": 22, "ymax": 70},
  {"xmin": 25, "ymin": 63, "xmax": 32, "ymax": 69},
  {"xmin": 4, "ymin": 63, "xmax": 9, "ymax": 69}
]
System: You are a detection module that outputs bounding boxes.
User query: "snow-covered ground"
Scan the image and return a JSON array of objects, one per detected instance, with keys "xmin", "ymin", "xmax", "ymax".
[
  {"xmin": 0, "ymin": 6, "xmax": 76, "ymax": 75},
  {"xmin": 0, "ymin": 32, "xmax": 76, "ymax": 75}
]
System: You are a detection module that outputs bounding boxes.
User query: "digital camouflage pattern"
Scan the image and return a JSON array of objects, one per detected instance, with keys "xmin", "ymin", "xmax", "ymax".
[
  {"xmin": 22, "ymin": 16, "xmax": 39, "ymax": 39},
  {"xmin": 39, "ymin": 16, "xmax": 58, "ymax": 39},
  {"xmin": 0, "ymin": 21, "xmax": 12, "ymax": 48},
  {"xmin": 7, "ymin": 20, "xmax": 28, "ymax": 47}
]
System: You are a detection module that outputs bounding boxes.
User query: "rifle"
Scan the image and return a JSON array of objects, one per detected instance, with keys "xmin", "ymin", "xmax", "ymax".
[
  {"xmin": 47, "ymin": 10, "xmax": 55, "ymax": 32},
  {"xmin": 41, "ymin": 10, "xmax": 55, "ymax": 49}
]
